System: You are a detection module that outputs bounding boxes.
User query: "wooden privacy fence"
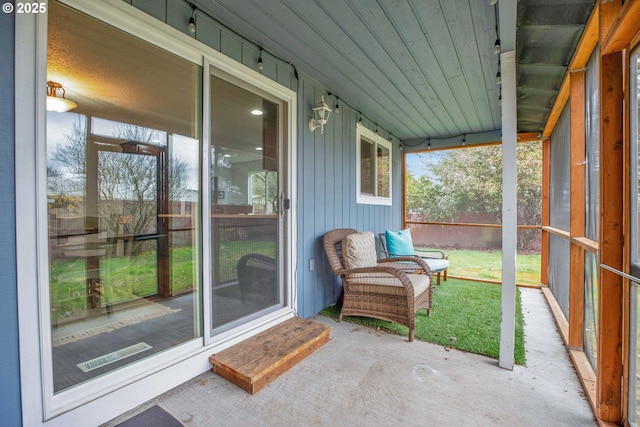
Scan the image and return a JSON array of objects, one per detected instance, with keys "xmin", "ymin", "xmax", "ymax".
[{"xmin": 406, "ymin": 221, "xmax": 542, "ymax": 252}]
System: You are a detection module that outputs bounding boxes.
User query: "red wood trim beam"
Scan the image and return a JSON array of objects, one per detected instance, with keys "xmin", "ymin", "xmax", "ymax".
[
  {"xmin": 596, "ymin": 1, "xmax": 624, "ymax": 419},
  {"xmin": 542, "ymin": 80, "xmax": 569, "ymax": 139},
  {"xmin": 405, "ymin": 220, "xmax": 540, "ymax": 229},
  {"xmin": 602, "ymin": 0, "xmax": 640, "ymax": 55},
  {"xmin": 541, "ymin": 226, "xmax": 570, "ymax": 239},
  {"xmin": 572, "ymin": 236, "xmax": 599, "ymax": 253},
  {"xmin": 621, "ymin": 14, "xmax": 635, "ymax": 420},
  {"xmin": 569, "ymin": 349, "xmax": 598, "ymax": 417},
  {"xmin": 597, "ymin": 50, "xmax": 624, "ymax": 424},
  {"xmin": 517, "ymin": 132, "xmax": 541, "ymax": 143}
]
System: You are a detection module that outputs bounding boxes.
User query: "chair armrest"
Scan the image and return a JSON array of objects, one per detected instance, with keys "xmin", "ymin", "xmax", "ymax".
[
  {"xmin": 339, "ymin": 265, "xmax": 416, "ymax": 292},
  {"xmin": 380, "ymin": 249, "xmax": 392, "ymax": 258},
  {"xmin": 414, "ymin": 249, "xmax": 446, "ymax": 259},
  {"xmin": 378, "ymin": 256, "xmax": 433, "ymax": 277}
]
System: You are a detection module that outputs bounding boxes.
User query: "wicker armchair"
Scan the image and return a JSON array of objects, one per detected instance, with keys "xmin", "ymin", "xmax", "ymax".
[{"xmin": 323, "ymin": 228, "xmax": 433, "ymax": 342}]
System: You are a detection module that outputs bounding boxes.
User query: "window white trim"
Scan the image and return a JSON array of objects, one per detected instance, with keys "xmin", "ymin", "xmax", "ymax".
[
  {"xmin": 356, "ymin": 123, "xmax": 392, "ymax": 206},
  {"xmin": 15, "ymin": 8, "xmax": 47, "ymax": 427}
]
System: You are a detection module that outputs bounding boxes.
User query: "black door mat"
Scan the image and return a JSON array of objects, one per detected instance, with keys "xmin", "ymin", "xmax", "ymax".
[{"xmin": 115, "ymin": 405, "xmax": 183, "ymax": 427}]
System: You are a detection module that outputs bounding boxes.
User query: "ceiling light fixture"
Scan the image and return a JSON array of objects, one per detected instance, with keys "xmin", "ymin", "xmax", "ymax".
[
  {"xmin": 308, "ymin": 96, "xmax": 332, "ymax": 134},
  {"xmin": 496, "ymin": 71, "xmax": 501, "ymax": 85},
  {"xmin": 258, "ymin": 47, "xmax": 264, "ymax": 71},
  {"xmin": 46, "ymin": 81, "xmax": 77, "ymax": 112},
  {"xmin": 494, "ymin": 38, "xmax": 501, "ymax": 54},
  {"xmin": 188, "ymin": 3, "xmax": 196, "ymax": 34},
  {"xmin": 251, "ymin": 109, "xmax": 263, "ymax": 116}
]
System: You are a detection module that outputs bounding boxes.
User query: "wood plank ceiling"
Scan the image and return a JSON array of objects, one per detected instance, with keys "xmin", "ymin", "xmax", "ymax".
[{"xmin": 195, "ymin": 0, "xmax": 595, "ymax": 145}]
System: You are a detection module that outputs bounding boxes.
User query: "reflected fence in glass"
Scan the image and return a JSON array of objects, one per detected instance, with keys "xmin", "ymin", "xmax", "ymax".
[
  {"xmin": 47, "ymin": 119, "xmax": 201, "ymax": 393},
  {"xmin": 406, "ymin": 222, "xmax": 541, "ymax": 286}
]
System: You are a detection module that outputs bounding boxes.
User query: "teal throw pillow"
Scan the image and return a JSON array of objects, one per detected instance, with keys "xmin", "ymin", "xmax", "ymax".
[{"xmin": 385, "ymin": 229, "xmax": 415, "ymax": 256}]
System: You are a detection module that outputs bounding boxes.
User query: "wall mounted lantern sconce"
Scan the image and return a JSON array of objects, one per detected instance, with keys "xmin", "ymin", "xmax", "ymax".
[
  {"xmin": 308, "ymin": 96, "xmax": 332, "ymax": 134},
  {"xmin": 46, "ymin": 81, "xmax": 77, "ymax": 112}
]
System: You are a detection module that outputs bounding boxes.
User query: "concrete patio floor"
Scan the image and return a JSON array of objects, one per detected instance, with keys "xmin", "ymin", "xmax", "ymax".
[{"xmin": 104, "ymin": 287, "xmax": 596, "ymax": 426}]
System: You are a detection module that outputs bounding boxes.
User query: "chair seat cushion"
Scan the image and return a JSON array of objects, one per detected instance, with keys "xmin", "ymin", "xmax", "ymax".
[
  {"xmin": 347, "ymin": 273, "xmax": 430, "ymax": 297},
  {"xmin": 421, "ymin": 258, "xmax": 449, "ymax": 273}
]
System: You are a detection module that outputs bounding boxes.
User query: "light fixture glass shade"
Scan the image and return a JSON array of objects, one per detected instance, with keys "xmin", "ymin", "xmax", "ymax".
[
  {"xmin": 309, "ymin": 96, "xmax": 332, "ymax": 134},
  {"xmin": 46, "ymin": 81, "xmax": 77, "ymax": 112}
]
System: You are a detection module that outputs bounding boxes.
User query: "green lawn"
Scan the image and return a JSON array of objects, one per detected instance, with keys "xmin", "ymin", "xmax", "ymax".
[
  {"xmin": 50, "ymin": 242, "xmax": 537, "ymax": 339},
  {"xmin": 417, "ymin": 247, "xmax": 541, "ymax": 286},
  {"xmin": 49, "ymin": 240, "xmax": 276, "ymax": 321},
  {"xmin": 321, "ymin": 278, "xmax": 526, "ymax": 365},
  {"xmin": 216, "ymin": 240, "xmax": 276, "ymax": 281}
]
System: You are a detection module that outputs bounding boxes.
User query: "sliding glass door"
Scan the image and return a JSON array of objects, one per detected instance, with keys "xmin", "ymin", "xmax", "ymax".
[
  {"xmin": 42, "ymin": 1, "xmax": 295, "ymax": 415},
  {"xmin": 208, "ymin": 70, "xmax": 285, "ymax": 334},
  {"xmin": 46, "ymin": 1, "xmax": 201, "ymax": 394}
]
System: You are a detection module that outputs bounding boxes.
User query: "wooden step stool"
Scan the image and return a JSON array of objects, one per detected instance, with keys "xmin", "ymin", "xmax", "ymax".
[{"xmin": 209, "ymin": 317, "xmax": 331, "ymax": 394}]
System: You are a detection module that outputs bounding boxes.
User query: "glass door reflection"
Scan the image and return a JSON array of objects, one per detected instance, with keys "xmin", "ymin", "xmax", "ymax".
[{"xmin": 209, "ymin": 73, "xmax": 282, "ymax": 333}]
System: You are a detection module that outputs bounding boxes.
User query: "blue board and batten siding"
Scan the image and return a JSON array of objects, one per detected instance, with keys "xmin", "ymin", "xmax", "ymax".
[
  {"xmin": 298, "ymin": 83, "xmax": 403, "ymax": 317},
  {"xmin": 1, "ymin": 3, "xmax": 401, "ymax": 423},
  {"xmin": 1, "ymin": 11, "xmax": 22, "ymax": 427},
  {"xmin": 125, "ymin": 0, "xmax": 403, "ymax": 317}
]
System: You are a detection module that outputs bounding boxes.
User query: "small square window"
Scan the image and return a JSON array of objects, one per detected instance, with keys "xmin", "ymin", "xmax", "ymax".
[{"xmin": 356, "ymin": 123, "xmax": 392, "ymax": 205}]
